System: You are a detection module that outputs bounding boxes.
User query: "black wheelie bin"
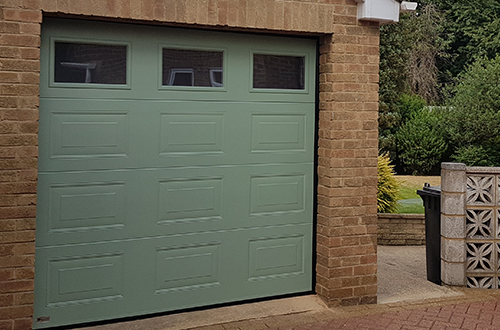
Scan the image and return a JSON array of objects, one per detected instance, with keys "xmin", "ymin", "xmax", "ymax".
[{"xmin": 417, "ymin": 183, "xmax": 441, "ymax": 285}]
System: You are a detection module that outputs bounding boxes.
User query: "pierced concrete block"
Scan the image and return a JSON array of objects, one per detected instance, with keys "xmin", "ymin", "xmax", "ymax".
[
  {"xmin": 441, "ymin": 238, "xmax": 465, "ymax": 263},
  {"xmin": 441, "ymin": 260, "xmax": 466, "ymax": 286},
  {"xmin": 441, "ymin": 215, "xmax": 466, "ymax": 239},
  {"xmin": 441, "ymin": 193, "xmax": 465, "ymax": 216}
]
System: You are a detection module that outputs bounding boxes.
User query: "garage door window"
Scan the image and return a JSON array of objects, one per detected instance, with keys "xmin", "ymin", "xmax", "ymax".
[
  {"xmin": 253, "ymin": 53, "xmax": 305, "ymax": 90},
  {"xmin": 162, "ymin": 48, "xmax": 223, "ymax": 87},
  {"xmin": 54, "ymin": 42, "xmax": 128, "ymax": 85}
]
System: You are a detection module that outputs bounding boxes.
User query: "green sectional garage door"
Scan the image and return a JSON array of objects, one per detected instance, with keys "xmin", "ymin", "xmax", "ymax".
[{"xmin": 34, "ymin": 18, "xmax": 316, "ymax": 329}]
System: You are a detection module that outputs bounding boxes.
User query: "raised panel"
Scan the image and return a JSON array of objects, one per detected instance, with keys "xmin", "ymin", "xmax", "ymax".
[
  {"xmin": 50, "ymin": 112, "xmax": 129, "ymax": 158},
  {"xmin": 248, "ymin": 235, "xmax": 304, "ymax": 280},
  {"xmin": 155, "ymin": 243, "xmax": 221, "ymax": 293},
  {"xmin": 158, "ymin": 177, "xmax": 223, "ymax": 223},
  {"xmin": 48, "ymin": 182, "xmax": 126, "ymax": 232},
  {"xmin": 47, "ymin": 253, "xmax": 124, "ymax": 307},
  {"xmin": 251, "ymin": 115, "xmax": 305, "ymax": 152},
  {"xmin": 160, "ymin": 113, "xmax": 224, "ymax": 154},
  {"xmin": 250, "ymin": 174, "xmax": 305, "ymax": 215}
]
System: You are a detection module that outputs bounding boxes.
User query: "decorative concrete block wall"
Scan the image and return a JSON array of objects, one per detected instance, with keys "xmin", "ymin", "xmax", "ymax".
[{"xmin": 441, "ymin": 163, "xmax": 500, "ymax": 288}]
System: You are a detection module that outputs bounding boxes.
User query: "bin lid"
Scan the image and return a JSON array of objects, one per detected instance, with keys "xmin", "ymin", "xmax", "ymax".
[{"xmin": 416, "ymin": 183, "xmax": 441, "ymax": 197}]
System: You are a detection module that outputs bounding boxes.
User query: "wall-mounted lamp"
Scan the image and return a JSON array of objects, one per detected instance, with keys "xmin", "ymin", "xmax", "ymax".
[{"xmin": 353, "ymin": 0, "xmax": 418, "ymax": 24}]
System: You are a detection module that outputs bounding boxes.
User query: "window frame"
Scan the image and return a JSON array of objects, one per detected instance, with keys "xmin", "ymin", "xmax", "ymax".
[
  {"xmin": 249, "ymin": 50, "xmax": 309, "ymax": 94},
  {"xmin": 158, "ymin": 44, "xmax": 228, "ymax": 92},
  {"xmin": 49, "ymin": 37, "xmax": 132, "ymax": 90}
]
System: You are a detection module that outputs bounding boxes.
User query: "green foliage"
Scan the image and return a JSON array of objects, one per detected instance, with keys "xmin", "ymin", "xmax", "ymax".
[
  {"xmin": 379, "ymin": 1, "xmax": 500, "ymax": 173},
  {"xmin": 379, "ymin": 18, "xmax": 413, "ymax": 154},
  {"xmin": 445, "ymin": 56, "xmax": 500, "ymax": 166},
  {"xmin": 379, "ymin": 4, "xmax": 446, "ymax": 165},
  {"xmin": 451, "ymin": 145, "xmax": 498, "ymax": 167},
  {"xmin": 428, "ymin": 0, "xmax": 500, "ymax": 78},
  {"xmin": 377, "ymin": 153, "xmax": 400, "ymax": 213},
  {"xmin": 398, "ymin": 94, "xmax": 427, "ymax": 122},
  {"xmin": 396, "ymin": 108, "xmax": 448, "ymax": 175}
]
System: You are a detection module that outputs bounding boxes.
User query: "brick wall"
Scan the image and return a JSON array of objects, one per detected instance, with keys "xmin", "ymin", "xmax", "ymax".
[
  {"xmin": 0, "ymin": 2, "xmax": 41, "ymax": 329},
  {"xmin": 377, "ymin": 214, "xmax": 426, "ymax": 246},
  {"xmin": 0, "ymin": 0, "xmax": 380, "ymax": 327},
  {"xmin": 316, "ymin": 23, "xmax": 380, "ymax": 306}
]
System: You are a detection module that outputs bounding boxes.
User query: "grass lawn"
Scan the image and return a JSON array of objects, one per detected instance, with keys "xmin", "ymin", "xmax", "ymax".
[{"xmin": 394, "ymin": 176, "xmax": 441, "ymax": 214}]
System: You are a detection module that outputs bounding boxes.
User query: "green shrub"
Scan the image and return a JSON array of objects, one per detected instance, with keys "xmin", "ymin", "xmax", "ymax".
[
  {"xmin": 451, "ymin": 145, "xmax": 498, "ymax": 167},
  {"xmin": 377, "ymin": 153, "xmax": 400, "ymax": 213},
  {"xmin": 446, "ymin": 56, "xmax": 500, "ymax": 166},
  {"xmin": 396, "ymin": 108, "xmax": 448, "ymax": 175},
  {"xmin": 398, "ymin": 93, "xmax": 427, "ymax": 122}
]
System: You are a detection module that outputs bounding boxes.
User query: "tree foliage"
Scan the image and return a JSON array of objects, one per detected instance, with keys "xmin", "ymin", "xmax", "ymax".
[
  {"xmin": 445, "ymin": 56, "xmax": 500, "ymax": 166},
  {"xmin": 379, "ymin": 4, "xmax": 446, "ymax": 164},
  {"xmin": 428, "ymin": 0, "xmax": 500, "ymax": 78},
  {"xmin": 379, "ymin": 0, "xmax": 500, "ymax": 173}
]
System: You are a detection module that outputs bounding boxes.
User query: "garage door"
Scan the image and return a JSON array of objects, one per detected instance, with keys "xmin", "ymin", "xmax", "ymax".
[{"xmin": 34, "ymin": 18, "xmax": 316, "ymax": 329}]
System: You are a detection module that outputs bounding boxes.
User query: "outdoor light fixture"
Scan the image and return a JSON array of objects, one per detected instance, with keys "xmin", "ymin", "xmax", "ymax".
[
  {"xmin": 400, "ymin": 1, "xmax": 418, "ymax": 12},
  {"xmin": 353, "ymin": 0, "xmax": 418, "ymax": 23}
]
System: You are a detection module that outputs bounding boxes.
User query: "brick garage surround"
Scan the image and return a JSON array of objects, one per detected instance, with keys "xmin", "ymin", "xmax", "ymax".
[{"xmin": 0, "ymin": 0, "xmax": 380, "ymax": 327}]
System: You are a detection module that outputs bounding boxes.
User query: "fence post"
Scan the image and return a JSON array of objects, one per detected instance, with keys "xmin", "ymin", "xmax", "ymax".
[{"xmin": 440, "ymin": 163, "xmax": 467, "ymax": 285}]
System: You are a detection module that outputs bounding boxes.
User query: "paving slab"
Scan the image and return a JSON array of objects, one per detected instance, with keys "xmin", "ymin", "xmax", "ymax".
[{"xmin": 377, "ymin": 245, "xmax": 463, "ymax": 304}]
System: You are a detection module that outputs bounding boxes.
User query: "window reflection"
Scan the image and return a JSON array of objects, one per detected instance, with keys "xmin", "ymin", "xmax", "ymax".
[
  {"xmin": 253, "ymin": 54, "xmax": 305, "ymax": 90},
  {"xmin": 54, "ymin": 42, "xmax": 127, "ymax": 84},
  {"xmin": 162, "ymin": 48, "xmax": 223, "ymax": 87}
]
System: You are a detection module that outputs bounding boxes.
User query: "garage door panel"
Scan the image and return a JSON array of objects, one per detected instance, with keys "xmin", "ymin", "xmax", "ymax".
[
  {"xmin": 38, "ymin": 99, "xmax": 137, "ymax": 172},
  {"xmin": 37, "ymin": 163, "xmax": 313, "ymax": 247},
  {"xmin": 250, "ymin": 173, "xmax": 306, "ymax": 215},
  {"xmin": 40, "ymin": 100, "xmax": 314, "ymax": 172},
  {"xmin": 160, "ymin": 112, "xmax": 225, "ymax": 155},
  {"xmin": 146, "ymin": 224, "xmax": 312, "ymax": 310},
  {"xmin": 251, "ymin": 114, "xmax": 306, "ymax": 152},
  {"xmin": 41, "ymin": 19, "xmax": 315, "ymax": 104},
  {"xmin": 35, "ymin": 175, "xmax": 130, "ymax": 247},
  {"xmin": 34, "ymin": 243, "xmax": 131, "ymax": 327},
  {"xmin": 49, "ymin": 112, "xmax": 129, "ymax": 158},
  {"xmin": 46, "ymin": 181, "xmax": 127, "ymax": 232},
  {"xmin": 36, "ymin": 19, "xmax": 316, "ymax": 329},
  {"xmin": 157, "ymin": 176, "xmax": 224, "ymax": 224},
  {"xmin": 155, "ymin": 165, "xmax": 313, "ymax": 232},
  {"xmin": 45, "ymin": 252, "xmax": 125, "ymax": 308},
  {"xmin": 242, "ymin": 227, "xmax": 312, "ymax": 295},
  {"xmin": 248, "ymin": 234, "xmax": 305, "ymax": 280},
  {"xmin": 154, "ymin": 242, "xmax": 222, "ymax": 293}
]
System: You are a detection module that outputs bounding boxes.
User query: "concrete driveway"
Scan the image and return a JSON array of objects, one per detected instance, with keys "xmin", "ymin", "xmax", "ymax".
[{"xmin": 377, "ymin": 245, "xmax": 462, "ymax": 304}]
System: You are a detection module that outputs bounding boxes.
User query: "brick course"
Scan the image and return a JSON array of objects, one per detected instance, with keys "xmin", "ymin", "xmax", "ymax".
[
  {"xmin": 377, "ymin": 213, "xmax": 426, "ymax": 246},
  {"xmin": 0, "ymin": 0, "xmax": 380, "ymax": 328}
]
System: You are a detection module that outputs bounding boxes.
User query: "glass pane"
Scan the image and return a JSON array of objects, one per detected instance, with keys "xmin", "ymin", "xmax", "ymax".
[
  {"xmin": 253, "ymin": 54, "xmax": 305, "ymax": 90},
  {"xmin": 54, "ymin": 42, "xmax": 127, "ymax": 84},
  {"xmin": 162, "ymin": 48, "xmax": 223, "ymax": 87}
]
